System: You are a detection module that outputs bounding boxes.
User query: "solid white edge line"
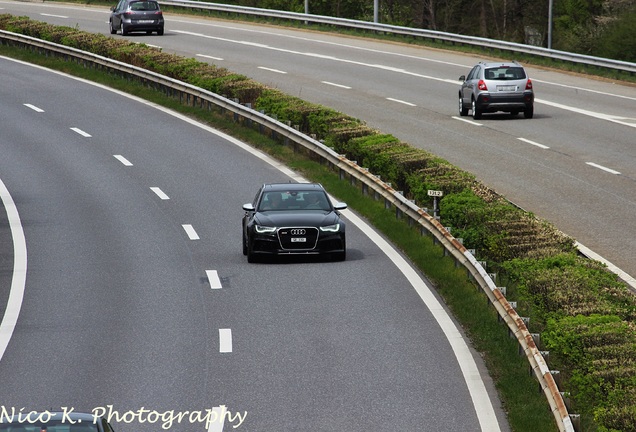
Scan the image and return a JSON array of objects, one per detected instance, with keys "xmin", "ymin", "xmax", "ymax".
[
  {"xmin": 182, "ymin": 224, "xmax": 200, "ymax": 240},
  {"xmin": 113, "ymin": 154, "xmax": 133, "ymax": 166},
  {"xmin": 339, "ymin": 208, "xmax": 502, "ymax": 432},
  {"xmin": 206, "ymin": 270, "xmax": 222, "ymax": 289},
  {"xmin": 219, "ymin": 329, "xmax": 232, "ymax": 353},
  {"xmin": 149, "ymin": 187, "xmax": 170, "ymax": 200},
  {"xmin": 576, "ymin": 242, "xmax": 636, "ymax": 290},
  {"xmin": 0, "ymin": 177, "xmax": 28, "ymax": 364},
  {"xmin": 1, "ymin": 58, "xmax": 499, "ymax": 429}
]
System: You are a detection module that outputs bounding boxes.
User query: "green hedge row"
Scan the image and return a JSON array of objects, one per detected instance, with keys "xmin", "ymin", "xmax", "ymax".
[{"xmin": 2, "ymin": 14, "xmax": 635, "ymax": 430}]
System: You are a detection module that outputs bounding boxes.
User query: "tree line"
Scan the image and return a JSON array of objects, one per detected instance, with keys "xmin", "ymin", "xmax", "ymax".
[{"xmin": 217, "ymin": 0, "xmax": 636, "ymax": 61}]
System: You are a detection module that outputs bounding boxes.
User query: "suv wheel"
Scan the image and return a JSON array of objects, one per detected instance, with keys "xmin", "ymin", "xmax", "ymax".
[
  {"xmin": 524, "ymin": 105, "xmax": 534, "ymax": 119},
  {"xmin": 120, "ymin": 23, "xmax": 128, "ymax": 35},
  {"xmin": 458, "ymin": 94, "xmax": 469, "ymax": 116},
  {"xmin": 471, "ymin": 99, "xmax": 482, "ymax": 120}
]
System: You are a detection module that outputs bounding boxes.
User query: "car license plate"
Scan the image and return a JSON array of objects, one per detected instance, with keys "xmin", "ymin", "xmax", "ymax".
[
  {"xmin": 497, "ymin": 85, "xmax": 516, "ymax": 91},
  {"xmin": 291, "ymin": 237, "xmax": 306, "ymax": 243},
  {"xmin": 138, "ymin": 20, "xmax": 153, "ymax": 23}
]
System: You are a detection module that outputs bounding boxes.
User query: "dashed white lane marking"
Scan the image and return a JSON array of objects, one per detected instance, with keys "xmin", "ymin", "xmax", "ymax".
[
  {"xmin": 386, "ymin": 97, "xmax": 416, "ymax": 106},
  {"xmin": 197, "ymin": 54, "xmax": 224, "ymax": 61},
  {"xmin": 206, "ymin": 270, "xmax": 222, "ymax": 289},
  {"xmin": 150, "ymin": 187, "xmax": 170, "ymax": 200},
  {"xmin": 70, "ymin": 127, "xmax": 91, "ymax": 137},
  {"xmin": 517, "ymin": 138, "xmax": 550, "ymax": 149},
  {"xmin": 219, "ymin": 329, "xmax": 232, "ymax": 353},
  {"xmin": 258, "ymin": 66, "xmax": 287, "ymax": 74},
  {"xmin": 182, "ymin": 224, "xmax": 200, "ymax": 240},
  {"xmin": 113, "ymin": 155, "xmax": 133, "ymax": 166},
  {"xmin": 452, "ymin": 116, "xmax": 482, "ymax": 126},
  {"xmin": 321, "ymin": 81, "xmax": 351, "ymax": 89},
  {"xmin": 40, "ymin": 13, "xmax": 68, "ymax": 18},
  {"xmin": 24, "ymin": 103, "xmax": 44, "ymax": 112},
  {"xmin": 586, "ymin": 162, "xmax": 621, "ymax": 175}
]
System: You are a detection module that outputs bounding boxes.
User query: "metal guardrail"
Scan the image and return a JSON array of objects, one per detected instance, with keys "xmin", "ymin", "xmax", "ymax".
[
  {"xmin": 0, "ymin": 30, "xmax": 576, "ymax": 431},
  {"xmin": 161, "ymin": 0, "xmax": 636, "ymax": 75}
]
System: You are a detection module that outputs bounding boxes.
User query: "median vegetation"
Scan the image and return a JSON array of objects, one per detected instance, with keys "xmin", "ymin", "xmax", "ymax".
[{"xmin": 2, "ymin": 14, "xmax": 635, "ymax": 431}]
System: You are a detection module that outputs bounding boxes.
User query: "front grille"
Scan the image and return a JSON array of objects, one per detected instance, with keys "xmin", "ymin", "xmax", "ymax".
[{"xmin": 278, "ymin": 227, "xmax": 319, "ymax": 250}]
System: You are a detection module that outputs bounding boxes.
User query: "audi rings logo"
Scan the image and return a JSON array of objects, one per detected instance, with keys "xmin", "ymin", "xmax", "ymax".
[{"xmin": 290, "ymin": 229, "xmax": 306, "ymax": 236}]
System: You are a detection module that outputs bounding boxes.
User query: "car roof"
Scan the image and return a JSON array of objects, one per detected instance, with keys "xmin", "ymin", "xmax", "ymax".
[
  {"xmin": 481, "ymin": 61, "xmax": 523, "ymax": 68},
  {"xmin": 262, "ymin": 183, "xmax": 325, "ymax": 192}
]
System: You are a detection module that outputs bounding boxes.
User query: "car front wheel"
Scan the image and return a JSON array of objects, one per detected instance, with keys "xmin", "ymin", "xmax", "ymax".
[{"xmin": 458, "ymin": 94, "xmax": 469, "ymax": 116}]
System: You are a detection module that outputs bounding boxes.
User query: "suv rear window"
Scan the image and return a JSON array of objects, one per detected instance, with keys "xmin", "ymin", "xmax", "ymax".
[{"xmin": 485, "ymin": 67, "xmax": 526, "ymax": 80}]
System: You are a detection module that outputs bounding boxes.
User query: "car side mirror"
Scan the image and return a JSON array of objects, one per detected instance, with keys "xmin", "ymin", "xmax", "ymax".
[
  {"xmin": 242, "ymin": 203, "xmax": 255, "ymax": 212},
  {"xmin": 110, "ymin": 5, "xmax": 116, "ymax": 10},
  {"xmin": 334, "ymin": 202, "xmax": 347, "ymax": 211},
  {"xmin": 459, "ymin": 75, "xmax": 466, "ymax": 81}
]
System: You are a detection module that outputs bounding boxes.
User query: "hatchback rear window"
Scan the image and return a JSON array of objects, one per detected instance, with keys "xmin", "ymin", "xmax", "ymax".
[
  {"xmin": 130, "ymin": 1, "xmax": 159, "ymax": 11},
  {"xmin": 485, "ymin": 67, "xmax": 526, "ymax": 80}
]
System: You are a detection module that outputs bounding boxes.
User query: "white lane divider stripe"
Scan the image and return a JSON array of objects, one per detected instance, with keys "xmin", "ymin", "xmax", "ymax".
[
  {"xmin": 586, "ymin": 162, "xmax": 621, "ymax": 175},
  {"xmin": 219, "ymin": 329, "xmax": 232, "ymax": 353},
  {"xmin": 113, "ymin": 155, "xmax": 133, "ymax": 166},
  {"xmin": 321, "ymin": 81, "xmax": 351, "ymax": 89},
  {"xmin": 23, "ymin": 103, "xmax": 44, "ymax": 112},
  {"xmin": 182, "ymin": 224, "xmax": 200, "ymax": 240},
  {"xmin": 258, "ymin": 66, "xmax": 287, "ymax": 74},
  {"xmin": 70, "ymin": 127, "xmax": 92, "ymax": 137},
  {"xmin": 517, "ymin": 137, "xmax": 550, "ymax": 149},
  {"xmin": 150, "ymin": 187, "xmax": 170, "ymax": 200},
  {"xmin": 386, "ymin": 97, "xmax": 416, "ymax": 106},
  {"xmin": 206, "ymin": 270, "xmax": 222, "ymax": 289}
]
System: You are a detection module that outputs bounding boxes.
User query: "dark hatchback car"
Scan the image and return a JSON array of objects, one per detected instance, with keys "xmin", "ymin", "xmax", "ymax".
[
  {"xmin": 109, "ymin": 0, "xmax": 164, "ymax": 36},
  {"xmin": 0, "ymin": 411, "xmax": 116, "ymax": 431},
  {"xmin": 242, "ymin": 183, "xmax": 347, "ymax": 262},
  {"xmin": 458, "ymin": 61, "xmax": 534, "ymax": 119}
]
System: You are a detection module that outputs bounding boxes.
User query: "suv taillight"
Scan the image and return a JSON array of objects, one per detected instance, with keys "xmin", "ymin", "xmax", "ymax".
[
  {"xmin": 525, "ymin": 79, "xmax": 533, "ymax": 90},
  {"xmin": 478, "ymin": 80, "xmax": 488, "ymax": 91}
]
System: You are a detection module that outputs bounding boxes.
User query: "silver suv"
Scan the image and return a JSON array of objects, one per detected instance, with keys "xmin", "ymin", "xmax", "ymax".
[{"xmin": 458, "ymin": 61, "xmax": 534, "ymax": 119}]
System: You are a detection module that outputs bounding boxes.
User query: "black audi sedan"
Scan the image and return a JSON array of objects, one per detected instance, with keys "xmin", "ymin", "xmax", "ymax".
[{"xmin": 242, "ymin": 183, "xmax": 347, "ymax": 262}]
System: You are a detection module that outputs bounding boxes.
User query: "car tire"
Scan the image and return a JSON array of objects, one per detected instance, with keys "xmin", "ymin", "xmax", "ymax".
[
  {"xmin": 120, "ymin": 23, "xmax": 127, "ymax": 35},
  {"xmin": 157, "ymin": 27, "xmax": 164, "ymax": 36},
  {"xmin": 242, "ymin": 231, "xmax": 248, "ymax": 256},
  {"xmin": 458, "ymin": 94, "xmax": 469, "ymax": 116},
  {"xmin": 524, "ymin": 105, "xmax": 534, "ymax": 119},
  {"xmin": 471, "ymin": 99, "xmax": 482, "ymax": 120},
  {"xmin": 109, "ymin": 20, "xmax": 117, "ymax": 35}
]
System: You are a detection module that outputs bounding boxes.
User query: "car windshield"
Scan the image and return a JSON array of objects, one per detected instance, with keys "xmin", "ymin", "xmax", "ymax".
[
  {"xmin": 485, "ymin": 67, "xmax": 526, "ymax": 80},
  {"xmin": 0, "ymin": 423, "xmax": 97, "ymax": 432},
  {"xmin": 258, "ymin": 191, "xmax": 330, "ymax": 211}
]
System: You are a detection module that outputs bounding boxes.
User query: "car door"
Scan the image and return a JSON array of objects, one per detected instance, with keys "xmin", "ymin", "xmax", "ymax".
[
  {"xmin": 461, "ymin": 65, "xmax": 479, "ymax": 104},
  {"xmin": 111, "ymin": 0, "xmax": 126, "ymax": 28}
]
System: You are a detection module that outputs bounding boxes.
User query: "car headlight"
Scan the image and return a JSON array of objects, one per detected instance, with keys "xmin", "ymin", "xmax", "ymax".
[
  {"xmin": 320, "ymin": 224, "xmax": 340, "ymax": 232},
  {"xmin": 255, "ymin": 225, "xmax": 277, "ymax": 233}
]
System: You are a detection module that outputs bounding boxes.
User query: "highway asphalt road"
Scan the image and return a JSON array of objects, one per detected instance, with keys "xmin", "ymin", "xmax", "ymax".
[
  {"xmin": 0, "ymin": 58, "xmax": 507, "ymax": 431},
  {"xmin": 1, "ymin": 1, "xmax": 635, "ymax": 283}
]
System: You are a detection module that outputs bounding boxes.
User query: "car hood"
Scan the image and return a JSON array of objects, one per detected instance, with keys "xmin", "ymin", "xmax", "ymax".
[{"xmin": 255, "ymin": 211, "xmax": 340, "ymax": 227}]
